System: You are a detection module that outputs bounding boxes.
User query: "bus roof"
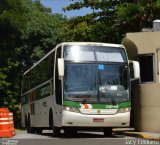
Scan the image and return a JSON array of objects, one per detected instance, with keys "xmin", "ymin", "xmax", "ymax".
[
  {"xmin": 60, "ymin": 42, "xmax": 124, "ymax": 48},
  {"xmin": 23, "ymin": 42, "xmax": 125, "ymax": 76}
]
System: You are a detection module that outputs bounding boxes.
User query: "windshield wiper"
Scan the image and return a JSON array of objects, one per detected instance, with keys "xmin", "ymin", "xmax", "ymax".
[
  {"xmin": 81, "ymin": 90, "xmax": 96, "ymax": 104},
  {"xmin": 103, "ymin": 85, "xmax": 117, "ymax": 105},
  {"xmin": 98, "ymin": 71, "xmax": 116, "ymax": 105}
]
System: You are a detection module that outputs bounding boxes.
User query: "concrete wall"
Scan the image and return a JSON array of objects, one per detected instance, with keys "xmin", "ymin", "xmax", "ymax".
[
  {"xmin": 122, "ymin": 32, "xmax": 160, "ymax": 132},
  {"xmin": 134, "ymin": 83, "xmax": 160, "ymax": 132},
  {"xmin": 123, "ymin": 32, "xmax": 160, "ymax": 54}
]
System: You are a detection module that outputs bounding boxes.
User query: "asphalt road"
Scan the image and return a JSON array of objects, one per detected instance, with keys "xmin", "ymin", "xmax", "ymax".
[
  {"xmin": 0, "ymin": 130, "xmax": 149, "ymax": 145},
  {"xmin": 13, "ymin": 130, "xmax": 134, "ymax": 139}
]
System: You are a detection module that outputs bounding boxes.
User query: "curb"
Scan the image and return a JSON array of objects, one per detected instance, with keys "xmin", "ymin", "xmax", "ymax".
[
  {"xmin": 113, "ymin": 129, "xmax": 160, "ymax": 140},
  {"xmin": 124, "ymin": 132, "xmax": 160, "ymax": 140}
]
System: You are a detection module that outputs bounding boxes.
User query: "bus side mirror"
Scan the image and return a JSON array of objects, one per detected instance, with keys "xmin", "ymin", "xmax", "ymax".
[
  {"xmin": 58, "ymin": 58, "xmax": 64, "ymax": 78},
  {"xmin": 129, "ymin": 60, "xmax": 140, "ymax": 80},
  {"xmin": 133, "ymin": 61, "xmax": 140, "ymax": 79}
]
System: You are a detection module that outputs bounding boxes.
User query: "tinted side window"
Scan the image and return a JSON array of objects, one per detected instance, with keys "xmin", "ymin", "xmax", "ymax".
[{"xmin": 22, "ymin": 52, "xmax": 55, "ymax": 93}]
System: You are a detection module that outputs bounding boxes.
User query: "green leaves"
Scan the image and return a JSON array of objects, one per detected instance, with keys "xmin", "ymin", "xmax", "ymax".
[
  {"xmin": 21, "ymin": 1, "xmax": 66, "ymax": 67},
  {"xmin": 117, "ymin": 3, "xmax": 141, "ymax": 18},
  {"xmin": 115, "ymin": 0, "xmax": 160, "ymax": 36},
  {"xmin": 0, "ymin": 69, "xmax": 11, "ymax": 89},
  {"xmin": 61, "ymin": 0, "xmax": 121, "ymax": 43},
  {"xmin": 0, "ymin": 0, "xmax": 65, "ymax": 109},
  {"xmin": 62, "ymin": 0, "xmax": 160, "ymax": 43},
  {"xmin": 30, "ymin": 46, "xmax": 45, "ymax": 61}
]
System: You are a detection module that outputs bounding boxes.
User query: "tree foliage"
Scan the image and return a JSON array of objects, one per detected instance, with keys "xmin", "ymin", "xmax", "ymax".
[
  {"xmin": 62, "ymin": 0, "xmax": 121, "ymax": 43},
  {"xmin": 115, "ymin": 0, "xmax": 160, "ymax": 40},
  {"xmin": 0, "ymin": 0, "xmax": 65, "ymax": 110},
  {"xmin": 62, "ymin": 0, "xmax": 160, "ymax": 43},
  {"xmin": 20, "ymin": 0, "xmax": 66, "ymax": 68}
]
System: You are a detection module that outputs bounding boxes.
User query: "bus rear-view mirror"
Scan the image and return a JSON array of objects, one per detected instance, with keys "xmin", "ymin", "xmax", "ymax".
[
  {"xmin": 58, "ymin": 58, "xmax": 64, "ymax": 78},
  {"xmin": 129, "ymin": 60, "xmax": 140, "ymax": 80},
  {"xmin": 133, "ymin": 61, "xmax": 140, "ymax": 79}
]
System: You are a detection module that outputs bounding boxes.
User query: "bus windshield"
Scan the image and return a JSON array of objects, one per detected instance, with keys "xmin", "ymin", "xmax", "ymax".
[
  {"xmin": 64, "ymin": 63, "xmax": 129, "ymax": 104},
  {"xmin": 64, "ymin": 45, "xmax": 127, "ymax": 63}
]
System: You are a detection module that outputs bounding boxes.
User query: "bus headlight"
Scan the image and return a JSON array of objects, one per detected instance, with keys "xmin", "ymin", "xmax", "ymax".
[
  {"xmin": 63, "ymin": 106, "xmax": 80, "ymax": 113},
  {"xmin": 117, "ymin": 107, "xmax": 131, "ymax": 113}
]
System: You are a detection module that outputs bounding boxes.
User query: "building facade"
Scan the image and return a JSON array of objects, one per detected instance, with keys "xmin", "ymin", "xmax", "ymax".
[{"xmin": 122, "ymin": 32, "xmax": 160, "ymax": 132}]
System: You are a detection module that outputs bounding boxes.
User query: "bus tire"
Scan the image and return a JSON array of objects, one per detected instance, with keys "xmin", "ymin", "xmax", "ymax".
[
  {"xmin": 103, "ymin": 127, "xmax": 112, "ymax": 137},
  {"xmin": 35, "ymin": 128, "xmax": 42, "ymax": 134},
  {"xmin": 64, "ymin": 128, "xmax": 77, "ymax": 137},
  {"xmin": 53, "ymin": 127, "xmax": 60, "ymax": 137},
  {"xmin": 49, "ymin": 109, "xmax": 60, "ymax": 137}
]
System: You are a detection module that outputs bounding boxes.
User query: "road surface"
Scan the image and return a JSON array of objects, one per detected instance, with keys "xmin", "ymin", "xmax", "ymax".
[{"xmin": 1, "ymin": 130, "xmax": 152, "ymax": 145}]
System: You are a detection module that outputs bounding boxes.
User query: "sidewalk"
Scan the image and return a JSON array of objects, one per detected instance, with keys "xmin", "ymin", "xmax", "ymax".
[{"xmin": 113, "ymin": 128, "xmax": 160, "ymax": 140}]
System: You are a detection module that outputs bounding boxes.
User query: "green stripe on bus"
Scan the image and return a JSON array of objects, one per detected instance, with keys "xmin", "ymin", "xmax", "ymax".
[
  {"xmin": 118, "ymin": 101, "xmax": 131, "ymax": 108},
  {"xmin": 63, "ymin": 100, "xmax": 81, "ymax": 108},
  {"xmin": 63, "ymin": 100, "xmax": 131, "ymax": 109}
]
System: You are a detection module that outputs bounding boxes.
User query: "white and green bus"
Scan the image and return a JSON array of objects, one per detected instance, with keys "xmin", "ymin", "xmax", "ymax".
[{"xmin": 21, "ymin": 42, "xmax": 139, "ymax": 136}]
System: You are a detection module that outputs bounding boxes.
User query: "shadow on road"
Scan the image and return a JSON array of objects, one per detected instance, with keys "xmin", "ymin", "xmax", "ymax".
[{"xmin": 40, "ymin": 131, "xmax": 127, "ymax": 139}]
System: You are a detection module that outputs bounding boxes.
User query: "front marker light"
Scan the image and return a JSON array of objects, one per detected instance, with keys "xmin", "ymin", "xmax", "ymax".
[
  {"xmin": 117, "ymin": 107, "xmax": 131, "ymax": 113},
  {"xmin": 63, "ymin": 106, "xmax": 80, "ymax": 113},
  {"xmin": 65, "ymin": 106, "xmax": 70, "ymax": 111}
]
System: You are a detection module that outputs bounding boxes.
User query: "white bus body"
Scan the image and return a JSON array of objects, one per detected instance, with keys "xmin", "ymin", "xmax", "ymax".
[{"xmin": 21, "ymin": 42, "xmax": 131, "ymax": 136}]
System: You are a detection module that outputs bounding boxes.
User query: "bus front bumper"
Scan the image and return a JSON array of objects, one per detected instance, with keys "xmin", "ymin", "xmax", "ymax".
[{"xmin": 62, "ymin": 110, "xmax": 130, "ymax": 127}]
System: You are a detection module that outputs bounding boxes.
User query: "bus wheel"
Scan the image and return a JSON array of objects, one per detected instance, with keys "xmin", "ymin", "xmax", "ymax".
[
  {"xmin": 35, "ymin": 128, "xmax": 42, "ymax": 134},
  {"xmin": 49, "ymin": 109, "xmax": 60, "ymax": 137},
  {"xmin": 103, "ymin": 127, "xmax": 112, "ymax": 137},
  {"xmin": 27, "ymin": 114, "xmax": 35, "ymax": 133},
  {"xmin": 53, "ymin": 127, "xmax": 60, "ymax": 137},
  {"xmin": 64, "ymin": 128, "xmax": 77, "ymax": 137}
]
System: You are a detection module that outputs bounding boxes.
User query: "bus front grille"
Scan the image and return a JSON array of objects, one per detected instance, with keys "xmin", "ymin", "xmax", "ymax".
[{"xmin": 79, "ymin": 109, "xmax": 118, "ymax": 115}]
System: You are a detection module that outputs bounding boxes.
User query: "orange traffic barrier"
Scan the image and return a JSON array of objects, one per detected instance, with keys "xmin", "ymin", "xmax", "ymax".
[{"xmin": 0, "ymin": 108, "xmax": 15, "ymax": 138}]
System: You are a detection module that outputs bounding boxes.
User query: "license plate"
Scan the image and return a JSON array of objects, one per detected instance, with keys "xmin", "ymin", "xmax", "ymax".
[{"xmin": 93, "ymin": 118, "xmax": 104, "ymax": 123}]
